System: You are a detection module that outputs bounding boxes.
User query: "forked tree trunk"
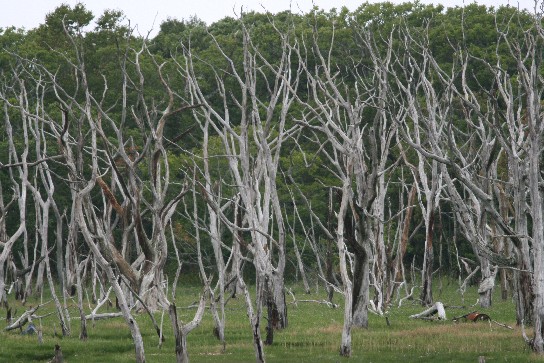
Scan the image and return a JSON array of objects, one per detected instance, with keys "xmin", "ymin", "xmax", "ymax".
[
  {"xmin": 79, "ymin": 213, "xmax": 146, "ymax": 362},
  {"xmin": 169, "ymin": 301, "xmax": 207, "ymax": 363}
]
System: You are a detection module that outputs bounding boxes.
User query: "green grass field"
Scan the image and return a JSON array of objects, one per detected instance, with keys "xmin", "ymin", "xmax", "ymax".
[{"xmin": 1, "ymin": 279, "xmax": 542, "ymax": 362}]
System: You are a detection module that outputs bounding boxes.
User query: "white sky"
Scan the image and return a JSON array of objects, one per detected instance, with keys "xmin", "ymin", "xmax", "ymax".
[{"xmin": 0, "ymin": 0, "xmax": 541, "ymax": 36}]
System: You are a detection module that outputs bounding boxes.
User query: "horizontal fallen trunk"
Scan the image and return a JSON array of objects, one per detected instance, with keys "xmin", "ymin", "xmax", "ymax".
[
  {"xmin": 83, "ymin": 312, "xmax": 124, "ymax": 321},
  {"xmin": 452, "ymin": 311, "xmax": 513, "ymax": 330},
  {"xmin": 294, "ymin": 299, "xmax": 338, "ymax": 308},
  {"xmin": 410, "ymin": 302, "xmax": 446, "ymax": 320},
  {"xmin": 5, "ymin": 300, "xmax": 51, "ymax": 331}
]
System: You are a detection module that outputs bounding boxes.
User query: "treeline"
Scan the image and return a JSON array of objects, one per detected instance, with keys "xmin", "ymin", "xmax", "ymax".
[{"xmin": 0, "ymin": 2, "xmax": 543, "ymax": 362}]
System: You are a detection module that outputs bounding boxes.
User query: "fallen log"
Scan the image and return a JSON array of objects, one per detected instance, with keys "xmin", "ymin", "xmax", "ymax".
[
  {"xmin": 83, "ymin": 312, "xmax": 124, "ymax": 321},
  {"xmin": 409, "ymin": 302, "xmax": 446, "ymax": 320},
  {"xmin": 295, "ymin": 299, "xmax": 338, "ymax": 308},
  {"xmin": 452, "ymin": 311, "xmax": 513, "ymax": 330},
  {"xmin": 5, "ymin": 300, "xmax": 51, "ymax": 331}
]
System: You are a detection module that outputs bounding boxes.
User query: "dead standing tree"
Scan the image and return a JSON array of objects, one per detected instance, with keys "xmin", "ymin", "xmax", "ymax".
[
  {"xmin": 55, "ymin": 22, "xmax": 193, "ymax": 314},
  {"xmin": 32, "ymin": 44, "xmax": 148, "ymax": 361},
  {"xmin": 417, "ymin": 18, "xmax": 536, "ymax": 317},
  {"xmin": 4, "ymin": 19, "xmax": 201, "ymax": 361},
  {"xmin": 0, "ymin": 75, "xmax": 29, "ymax": 307},
  {"xmin": 292, "ymin": 25, "xmax": 397, "ymax": 355},
  {"xmin": 4, "ymin": 70, "xmax": 74, "ymax": 335},
  {"xmin": 2, "ymin": 50, "xmax": 147, "ymax": 361},
  {"xmin": 391, "ymin": 26, "xmax": 516, "ymax": 311},
  {"xmin": 443, "ymin": 13, "xmax": 544, "ymax": 350},
  {"xmin": 391, "ymin": 42, "xmax": 445, "ymax": 306},
  {"xmin": 434, "ymin": 13, "xmax": 542, "ymax": 324},
  {"xmin": 91, "ymin": 41, "xmax": 193, "ymax": 312},
  {"xmin": 184, "ymin": 18, "xmax": 300, "ymax": 361}
]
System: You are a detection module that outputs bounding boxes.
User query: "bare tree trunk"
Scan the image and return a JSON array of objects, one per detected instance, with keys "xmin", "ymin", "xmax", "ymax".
[
  {"xmin": 233, "ymin": 200, "xmax": 266, "ymax": 363},
  {"xmin": 337, "ymin": 179, "xmax": 353, "ymax": 356},
  {"xmin": 421, "ymin": 210, "xmax": 434, "ymax": 306},
  {"xmin": 326, "ymin": 189, "xmax": 336, "ymax": 303},
  {"xmin": 394, "ymin": 183, "xmax": 417, "ymax": 283},
  {"xmin": 243, "ymin": 269, "xmax": 266, "ymax": 362},
  {"xmin": 351, "ymin": 249, "xmax": 370, "ymax": 328},
  {"xmin": 75, "ymin": 259, "xmax": 87, "ymax": 340},
  {"xmin": 510, "ymin": 162, "xmax": 532, "ymax": 324},
  {"xmin": 45, "ymin": 247, "xmax": 71, "ymax": 336},
  {"xmin": 169, "ymin": 304, "xmax": 190, "ymax": 363},
  {"xmin": 201, "ymin": 119, "xmax": 227, "ymax": 350},
  {"xmin": 0, "ymin": 97, "xmax": 29, "ymax": 306},
  {"xmin": 372, "ymin": 172, "xmax": 388, "ymax": 313},
  {"xmin": 530, "ymin": 159, "xmax": 544, "ymax": 351},
  {"xmin": 184, "ymin": 19, "xmax": 297, "ymax": 340},
  {"xmin": 34, "ymin": 236, "xmax": 46, "ymax": 295}
]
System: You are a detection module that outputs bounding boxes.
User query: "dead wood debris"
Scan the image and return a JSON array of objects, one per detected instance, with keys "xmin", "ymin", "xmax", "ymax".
[
  {"xmin": 452, "ymin": 311, "xmax": 513, "ymax": 329},
  {"xmin": 410, "ymin": 302, "xmax": 447, "ymax": 320},
  {"xmin": 4, "ymin": 300, "xmax": 51, "ymax": 331},
  {"xmin": 409, "ymin": 305, "xmax": 513, "ymax": 330}
]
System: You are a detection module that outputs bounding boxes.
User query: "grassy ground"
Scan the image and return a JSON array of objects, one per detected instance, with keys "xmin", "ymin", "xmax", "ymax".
[{"xmin": 0, "ymin": 278, "xmax": 542, "ymax": 362}]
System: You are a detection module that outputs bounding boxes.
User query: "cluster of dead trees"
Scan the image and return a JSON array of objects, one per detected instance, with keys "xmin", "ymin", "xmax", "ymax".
[{"xmin": 1, "ymin": 5, "xmax": 544, "ymax": 362}]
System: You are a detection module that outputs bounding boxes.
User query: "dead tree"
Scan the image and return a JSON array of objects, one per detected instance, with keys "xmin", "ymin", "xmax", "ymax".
[
  {"xmin": 391, "ymin": 26, "xmax": 512, "ymax": 310},
  {"xmin": 291, "ymin": 23, "xmax": 398, "ymax": 356},
  {"xmin": 2, "ymin": 21, "xmax": 199, "ymax": 362},
  {"xmin": 0, "ymin": 76, "xmax": 30, "ymax": 307},
  {"xmin": 392, "ymin": 44, "xmax": 446, "ymax": 306},
  {"xmin": 410, "ymin": 301, "xmax": 447, "ymax": 320},
  {"xmin": 183, "ymin": 17, "xmax": 300, "ymax": 359},
  {"xmin": 393, "ymin": 13, "xmax": 542, "ymax": 349},
  {"xmin": 494, "ymin": 14, "xmax": 544, "ymax": 352}
]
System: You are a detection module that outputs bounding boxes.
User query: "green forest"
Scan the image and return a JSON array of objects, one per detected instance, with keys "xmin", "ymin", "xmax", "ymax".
[{"xmin": 0, "ymin": 2, "xmax": 543, "ymax": 362}]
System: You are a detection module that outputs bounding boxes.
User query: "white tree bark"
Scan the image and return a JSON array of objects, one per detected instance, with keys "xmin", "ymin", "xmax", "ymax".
[
  {"xmin": 0, "ymin": 85, "xmax": 29, "ymax": 306},
  {"xmin": 410, "ymin": 302, "xmax": 447, "ymax": 320},
  {"xmin": 184, "ymin": 20, "xmax": 298, "ymax": 353}
]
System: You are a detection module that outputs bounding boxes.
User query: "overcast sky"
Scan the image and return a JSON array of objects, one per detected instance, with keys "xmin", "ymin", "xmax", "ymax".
[{"xmin": 0, "ymin": 0, "xmax": 540, "ymax": 36}]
